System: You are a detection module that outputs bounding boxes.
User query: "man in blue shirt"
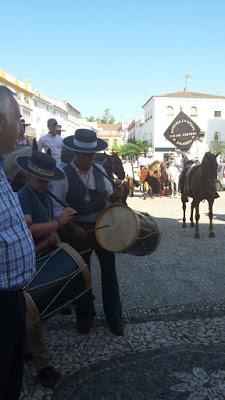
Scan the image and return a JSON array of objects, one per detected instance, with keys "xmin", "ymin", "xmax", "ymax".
[{"xmin": 0, "ymin": 86, "xmax": 36, "ymax": 400}]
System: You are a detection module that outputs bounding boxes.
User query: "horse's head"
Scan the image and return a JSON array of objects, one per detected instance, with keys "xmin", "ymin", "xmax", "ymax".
[
  {"xmin": 97, "ymin": 152, "xmax": 125, "ymax": 181},
  {"xmin": 110, "ymin": 152, "xmax": 125, "ymax": 180},
  {"xmin": 201, "ymin": 152, "xmax": 218, "ymax": 181}
]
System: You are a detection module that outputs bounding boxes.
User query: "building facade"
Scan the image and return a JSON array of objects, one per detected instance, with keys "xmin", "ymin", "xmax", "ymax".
[
  {"xmin": 142, "ymin": 91, "xmax": 225, "ymax": 161},
  {"xmin": 0, "ymin": 69, "xmax": 82, "ymax": 140},
  {"xmin": 97, "ymin": 123, "xmax": 125, "ymax": 151}
]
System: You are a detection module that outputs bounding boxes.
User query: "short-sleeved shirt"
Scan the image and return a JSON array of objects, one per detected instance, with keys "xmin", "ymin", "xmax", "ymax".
[
  {"xmin": 0, "ymin": 163, "xmax": 35, "ymax": 290},
  {"xmin": 38, "ymin": 133, "xmax": 63, "ymax": 158},
  {"xmin": 18, "ymin": 185, "xmax": 54, "ymax": 244}
]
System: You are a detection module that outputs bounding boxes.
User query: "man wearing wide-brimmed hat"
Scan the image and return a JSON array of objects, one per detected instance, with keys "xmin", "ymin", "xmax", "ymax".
[
  {"xmin": 16, "ymin": 150, "xmax": 76, "ymax": 387},
  {"xmin": 38, "ymin": 118, "xmax": 63, "ymax": 161},
  {"xmin": 56, "ymin": 124, "xmax": 65, "ymax": 136},
  {"xmin": 51, "ymin": 128, "xmax": 124, "ymax": 336}
]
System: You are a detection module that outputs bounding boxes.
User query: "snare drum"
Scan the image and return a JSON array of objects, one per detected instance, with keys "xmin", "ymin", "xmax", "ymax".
[
  {"xmin": 95, "ymin": 204, "xmax": 161, "ymax": 256},
  {"xmin": 25, "ymin": 242, "xmax": 91, "ymax": 319}
]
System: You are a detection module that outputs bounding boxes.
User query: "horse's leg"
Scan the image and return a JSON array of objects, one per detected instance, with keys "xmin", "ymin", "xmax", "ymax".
[
  {"xmin": 194, "ymin": 201, "xmax": 200, "ymax": 238},
  {"xmin": 182, "ymin": 196, "xmax": 186, "ymax": 228},
  {"xmin": 172, "ymin": 181, "xmax": 175, "ymax": 197},
  {"xmin": 142, "ymin": 182, "xmax": 146, "ymax": 200},
  {"xmin": 208, "ymin": 199, "xmax": 215, "ymax": 237},
  {"xmin": 190, "ymin": 200, "xmax": 195, "ymax": 227}
]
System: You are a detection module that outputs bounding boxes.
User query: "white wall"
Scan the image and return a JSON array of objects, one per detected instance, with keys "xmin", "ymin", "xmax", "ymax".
[{"xmin": 142, "ymin": 94, "xmax": 225, "ymax": 159}]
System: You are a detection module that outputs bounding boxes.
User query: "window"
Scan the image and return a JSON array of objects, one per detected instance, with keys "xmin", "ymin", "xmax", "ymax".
[
  {"xmin": 24, "ymin": 96, "xmax": 29, "ymax": 104},
  {"xmin": 190, "ymin": 106, "xmax": 197, "ymax": 116},
  {"xmin": 214, "ymin": 111, "xmax": 221, "ymax": 117},
  {"xmin": 166, "ymin": 106, "xmax": 174, "ymax": 116},
  {"xmin": 214, "ymin": 132, "xmax": 220, "ymax": 141}
]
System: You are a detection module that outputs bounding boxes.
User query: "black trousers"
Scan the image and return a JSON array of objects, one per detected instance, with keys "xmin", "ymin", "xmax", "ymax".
[
  {"xmin": 0, "ymin": 290, "xmax": 26, "ymax": 400},
  {"xmin": 63, "ymin": 223, "xmax": 122, "ymax": 327}
]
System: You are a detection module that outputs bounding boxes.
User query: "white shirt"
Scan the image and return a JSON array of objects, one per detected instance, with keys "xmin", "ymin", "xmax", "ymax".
[
  {"xmin": 38, "ymin": 133, "xmax": 63, "ymax": 157},
  {"xmin": 188, "ymin": 140, "xmax": 210, "ymax": 163},
  {"xmin": 51, "ymin": 162, "xmax": 113, "ymax": 221}
]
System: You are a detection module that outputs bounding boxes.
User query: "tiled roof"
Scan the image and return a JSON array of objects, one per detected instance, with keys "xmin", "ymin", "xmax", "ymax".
[
  {"xmin": 98, "ymin": 123, "xmax": 122, "ymax": 131},
  {"xmin": 142, "ymin": 91, "xmax": 225, "ymax": 107}
]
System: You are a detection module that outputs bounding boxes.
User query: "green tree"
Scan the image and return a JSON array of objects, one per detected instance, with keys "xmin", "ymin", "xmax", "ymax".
[
  {"xmin": 100, "ymin": 108, "xmax": 115, "ymax": 124},
  {"xmin": 135, "ymin": 140, "xmax": 149, "ymax": 155},
  {"xmin": 87, "ymin": 116, "xmax": 96, "ymax": 122},
  {"xmin": 118, "ymin": 141, "xmax": 149, "ymax": 159},
  {"xmin": 211, "ymin": 141, "xmax": 225, "ymax": 156}
]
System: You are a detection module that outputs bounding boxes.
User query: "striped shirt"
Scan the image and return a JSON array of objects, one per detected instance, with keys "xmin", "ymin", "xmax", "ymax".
[{"xmin": 0, "ymin": 160, "xmax": 35, "ymax": 290}]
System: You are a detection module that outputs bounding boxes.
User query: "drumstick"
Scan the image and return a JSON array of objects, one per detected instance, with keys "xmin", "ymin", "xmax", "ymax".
[{"xmin": 46, "ymin": 189, "xmax": 68, "ymax": 208}]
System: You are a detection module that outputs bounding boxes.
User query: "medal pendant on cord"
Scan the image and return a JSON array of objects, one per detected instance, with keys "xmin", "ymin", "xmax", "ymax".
[{"xmin": 85, "ymin": 191, "xmax": 91, "ymax": 202}]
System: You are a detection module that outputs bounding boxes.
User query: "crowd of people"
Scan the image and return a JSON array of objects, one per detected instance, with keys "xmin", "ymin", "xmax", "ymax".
[{"xmin": 0, "ymin": 86, "xmax": 124, "ymax": 399}]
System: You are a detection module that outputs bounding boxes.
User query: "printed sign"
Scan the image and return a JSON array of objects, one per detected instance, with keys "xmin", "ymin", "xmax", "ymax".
[{"xmin": 163, "ymin": 111, "xmax": 200, "ymax": 150}]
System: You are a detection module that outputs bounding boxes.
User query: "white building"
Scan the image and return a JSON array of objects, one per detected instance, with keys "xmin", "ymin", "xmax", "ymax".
[
  {"xmin": 127, "ymin": 117, "xmax": 145, "ymax": 142},
  {"xmin": 0, "ymin": 69, "xmax": 83, "ymax": 140},
  {"xmin": 33, "ymin": 93, "xmax": 82, "ymax": 140},
  {"xmin": 142, "ymin": 91, "xmax": 225, "ymax": 161}
]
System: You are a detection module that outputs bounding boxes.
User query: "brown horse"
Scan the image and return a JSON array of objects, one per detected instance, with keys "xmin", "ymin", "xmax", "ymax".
[
  {"xmin": 138, "ymin": 162, "xmax": 161, "ymax": 198},
  {"xmin": 181, "ymin": 152, "xmax": 219, "ymax": 238},
  {"xmin": 160, "ymin": 161, "xmax": 170, "ymax": 195}
]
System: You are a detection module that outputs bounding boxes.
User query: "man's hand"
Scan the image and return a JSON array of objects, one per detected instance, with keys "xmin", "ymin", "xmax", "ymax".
[{"xmin": 56, "ymin": 207, "xmax": 77, "ymax": 228}]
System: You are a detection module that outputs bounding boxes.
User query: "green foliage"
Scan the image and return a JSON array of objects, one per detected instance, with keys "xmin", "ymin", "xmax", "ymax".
[
  {"xmin": 100, "ymin": 108, "xmax": 115, "ymax": 124},
  {"xmin": 118, "ymin": 141, "xmax": 149, "ymax": 159},
  {"xmin": 135, "ymin": 140, "xmax": 149, "ymax": 155},
  {"xmin": 87, "ymin": 116, "xmax": 96, "ymax": 122},
  {"xmin": 87, "ymin": 108, "xmax": 116, "ymax": 124},
  {"xmin": 211, "ymin": 141, "xmax": 225, "ymax": 155}
]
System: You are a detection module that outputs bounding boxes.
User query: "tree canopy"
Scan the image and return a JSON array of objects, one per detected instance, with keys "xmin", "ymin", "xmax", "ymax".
[
  {"xmin": 86, "ymin": 108, "xmax": 115, "ymax": 124},
  {"xmin": 118, "ymin": 140, "xmax": 150, "ymax": 158}
]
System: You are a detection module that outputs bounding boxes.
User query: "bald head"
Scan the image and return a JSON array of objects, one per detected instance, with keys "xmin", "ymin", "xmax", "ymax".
[{"xmin": 0, "ymin": 85, "xmax": 21, "ymax": 155}]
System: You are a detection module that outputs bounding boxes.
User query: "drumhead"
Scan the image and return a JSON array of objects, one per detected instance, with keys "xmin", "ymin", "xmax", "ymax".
[{"xmin": 95, "ymin": 204, "xmax": 140, "ymax": 252}]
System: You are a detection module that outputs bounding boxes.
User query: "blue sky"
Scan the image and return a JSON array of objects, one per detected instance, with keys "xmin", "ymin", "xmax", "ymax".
[{"xmin": 1, "ymin": 0, "xmax": 225, "ymax": 121}]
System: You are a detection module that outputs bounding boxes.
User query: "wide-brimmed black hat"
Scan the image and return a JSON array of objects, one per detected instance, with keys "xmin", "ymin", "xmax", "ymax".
[
  {"xmin": 197, "ymin": 131, "xmax": 205, "ymax": 137},
  {"xmin": 56, "ymin": 124, "xmax": 65, "ymax": 132},
  {"xmin": 16, "ymin": 151, "xmax": 65, "ymax": 181},
  {"xmin": 63, "ymin": 129, "xmax": 108, "ymax": 153},
  {"xmin": 21, "ymin": 118, "xmax": 31, "ymax": 127}
]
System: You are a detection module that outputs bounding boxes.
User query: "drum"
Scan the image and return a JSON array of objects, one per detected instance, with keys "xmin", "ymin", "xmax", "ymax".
[
  {"xmin": 95, "ymin": 204, "xmax": 161, "ymax": 256},
  {"xmin": 25, "ymin": 242, "xmax": 91, "ymax": 319}
]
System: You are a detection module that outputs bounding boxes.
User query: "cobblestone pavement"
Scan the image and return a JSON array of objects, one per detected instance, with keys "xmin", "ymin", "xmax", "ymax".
[{"xmin": 20, "ymin": 191, "xmax": 225, "ymax": 399}]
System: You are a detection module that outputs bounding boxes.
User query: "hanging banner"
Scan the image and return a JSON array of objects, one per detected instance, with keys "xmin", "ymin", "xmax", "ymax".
[{"xmin": 163, "ymin": 111, "xmax": 200, "ymax": 150}]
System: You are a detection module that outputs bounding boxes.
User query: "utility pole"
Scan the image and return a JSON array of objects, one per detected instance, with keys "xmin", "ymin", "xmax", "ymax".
[{"xmin": 184, "ymin": 72, "xmax": 191, "ymax": 91}]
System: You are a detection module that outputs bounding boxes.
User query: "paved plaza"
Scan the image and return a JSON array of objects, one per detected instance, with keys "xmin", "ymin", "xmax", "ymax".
[{"xmin": 21, "ymin": 191, "xmax": 225, "ymax": 399}]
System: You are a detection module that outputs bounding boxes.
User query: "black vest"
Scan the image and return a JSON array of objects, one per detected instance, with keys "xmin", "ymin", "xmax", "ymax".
[{"xmin": 64, "ymin": 163, "xmax": 107, "ymax": 216}]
